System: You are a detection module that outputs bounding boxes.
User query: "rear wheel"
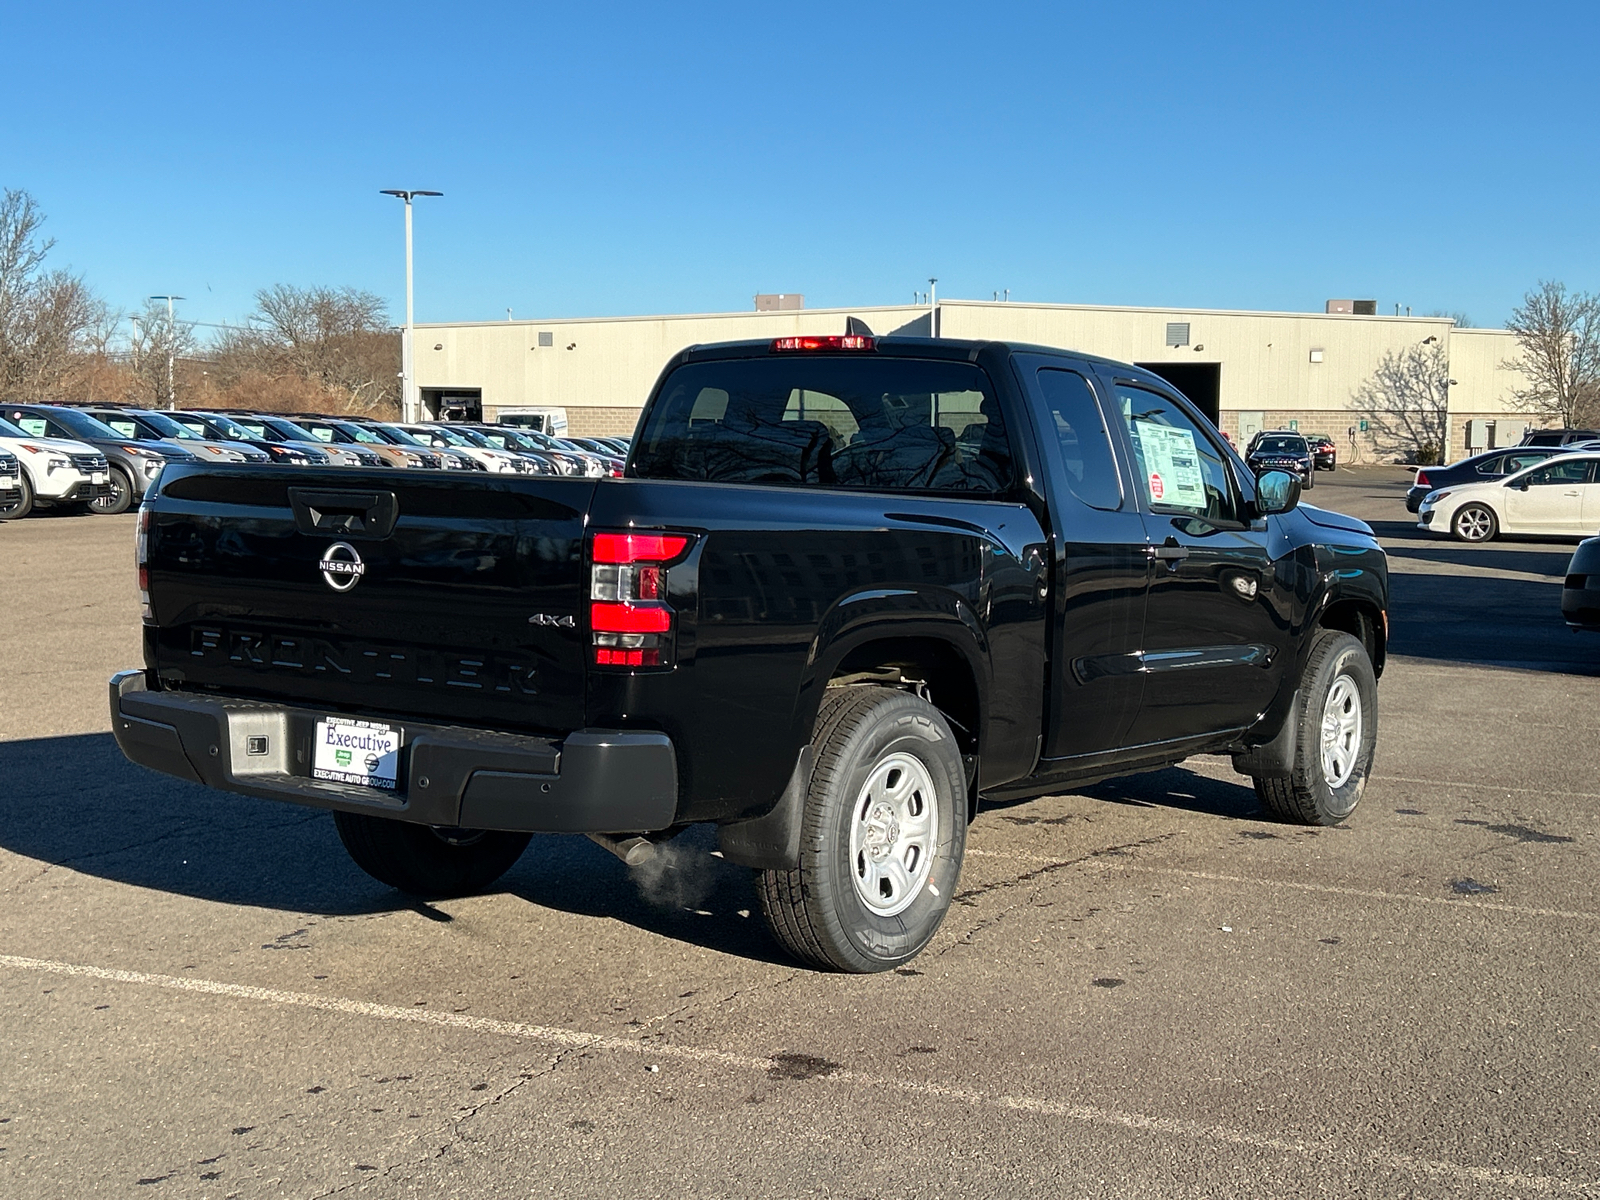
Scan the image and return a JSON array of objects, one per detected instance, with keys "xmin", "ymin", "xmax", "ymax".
[
  {"xmin": 756, "ymin": 686, "xmax": 967, "ymax": 973},
  {"xmin": 1452, "ymin": 503, "xmax": 1497, "ymax": 542},
  {"xmin": 0, "ymin": 474, "xmax": 34, "ymax": 520},
  {"xmin": 333, "ymin": 811, "xmax": 530, "ymax": 898},
  {"xmin": 1253, "ymin": 630, "xmax": 1377, "ymax": 826},
  {"xmin": 90, "ymin": 467, "xmax": 134, "ymax": 515}
]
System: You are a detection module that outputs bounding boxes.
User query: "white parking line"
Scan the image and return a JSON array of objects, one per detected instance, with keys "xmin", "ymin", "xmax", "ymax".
[
  {"xmin": 964, "ymin": 850, "xmax": 1600, "ymax": 921},
  {"xmin": 0, "ymin": 952, "xmax": 1589, "ymax": 1194}
]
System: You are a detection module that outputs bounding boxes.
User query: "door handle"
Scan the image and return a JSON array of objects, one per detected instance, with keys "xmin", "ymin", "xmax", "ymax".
[{"xmin": 1146, "ymin": 543, "xmax": 1190, "ymax": 561}]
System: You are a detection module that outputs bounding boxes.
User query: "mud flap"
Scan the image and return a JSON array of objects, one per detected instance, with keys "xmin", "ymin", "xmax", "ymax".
[
  {"xmin": 1230, "ymin": 689, "xmax": 1298, "ymax": 778},
  {"xmin": 718, "ymin": 747, "xmax": 812, "ymax": 870}
]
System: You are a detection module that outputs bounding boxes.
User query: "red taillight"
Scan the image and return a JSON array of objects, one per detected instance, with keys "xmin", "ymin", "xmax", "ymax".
[
  {"xmin": 1415, "ymin": 470, "xmax": 1432, "ymax": 488},
  {"xmin": 136, "ymin": 507, "xmax": 153, "ymax": 624},
  {"xmin": 771, "ymin": 335, "xmax": 875, "ymax": 353},
  {"xmin": 589, "ymin": 531, "xmax": 692, "ymax": 669},
  {"xmin": 593, "ymin": 533, "xmax": 689, "ymax": 563}
]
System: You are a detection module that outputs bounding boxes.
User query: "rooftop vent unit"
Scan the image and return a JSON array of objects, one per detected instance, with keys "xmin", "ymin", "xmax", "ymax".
[
  {"xmin": 755, "ymin": 293, "xmax": 804, "ymax": 312},
  {"xmin": 1326, "ymin": 299, "xmax": 1378, "ymax": 315}
]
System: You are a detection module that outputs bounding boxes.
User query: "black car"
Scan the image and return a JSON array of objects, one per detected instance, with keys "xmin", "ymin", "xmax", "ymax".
[
  {"xmin": 1522, "ymin": 428, "xmax": 1600, "ymax": 447},
  {"xmin": 1, "ymin": 403, "xmax": 197, "ymax": 515},
  {"xmin": 1405, "ymin": 446, "xmax": 1560, "ymax": 513},
  {"xmin": 1563, "ymin": 537, "xmax": 1600, "ymax": 630},
  {"xmin": 1305, "ymin": 432, "xmax": 1337, "ymax": 471},
  {"xmin": 113, "ymin": 334, "xmax": 1388, "ymax": 973},
  {"xmin": 1246, "ymin": 432, "xmax": 1315, "ymax": 489},
  {"xmin": 166, "ymin": 411, "xmax": 333, "ymax": 467}
]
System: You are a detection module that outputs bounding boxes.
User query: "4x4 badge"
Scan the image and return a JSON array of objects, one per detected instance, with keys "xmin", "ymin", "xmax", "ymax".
[{"xmin": 318, "ymin": 542, "xmax": 366, "ymax": 592}]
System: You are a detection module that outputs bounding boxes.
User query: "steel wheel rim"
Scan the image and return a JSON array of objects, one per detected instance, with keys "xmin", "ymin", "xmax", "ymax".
[
  {"xmin": 1457, "ymin": 507, "xmax": 1491, "ymax": 540},
  {"xmin": 848, "ymin": 752, "xmax": 939, "ymax": 918},
  {"xmin": 1320, "ymin": 675, "xmax": 1363, "ymax": 789}
]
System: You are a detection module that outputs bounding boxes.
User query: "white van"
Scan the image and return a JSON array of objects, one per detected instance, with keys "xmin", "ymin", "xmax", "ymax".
[{"xmin": 493, "ymin": 406, "xmax": 569, "ymax": 437}]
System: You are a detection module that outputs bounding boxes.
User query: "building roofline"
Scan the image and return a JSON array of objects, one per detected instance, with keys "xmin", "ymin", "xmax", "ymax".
[
  {"xmin": 416, "ymin": 302, "xmax": 928, "ymax": 330},
  {"xmin": 938, "ymin": 298, "xmax": 1458, "ymax": 324}
]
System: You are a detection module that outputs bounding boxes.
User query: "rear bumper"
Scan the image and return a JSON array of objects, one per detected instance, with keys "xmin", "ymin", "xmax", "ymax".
[{"xmin": 109, "ymin": 669, "xmax": 678, "ymax": 834}]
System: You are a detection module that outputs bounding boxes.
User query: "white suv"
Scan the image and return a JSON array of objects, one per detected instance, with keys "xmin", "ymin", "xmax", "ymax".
[{"xmin": 0, "ymin": 414, "xmax": 110, "ymax": 518}]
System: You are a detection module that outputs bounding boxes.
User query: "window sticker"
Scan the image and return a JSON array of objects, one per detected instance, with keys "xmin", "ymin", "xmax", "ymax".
[{"xmin": 1133, "ymin": 421, "xmax": 1205, "ymax": 510}]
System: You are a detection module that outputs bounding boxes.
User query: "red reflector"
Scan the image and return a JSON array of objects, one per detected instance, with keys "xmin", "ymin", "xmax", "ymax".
[
  {"xmin": 591, "ymin": 602, "xmax": 671, "ymax": 633},
  {"xmin": 771, "ymin": 335, "xmax": 875, "ymax": 353},
  {"xmin": 595, "ymin": 647, "xmax": 660, "ymax": 667},
  {"xmin": 592, "ymin": 533, "xmax": 690, "ymax": 563},
  {"xmin": 138, "ymin": 565, "xmax": 149, "ymax": 591}
]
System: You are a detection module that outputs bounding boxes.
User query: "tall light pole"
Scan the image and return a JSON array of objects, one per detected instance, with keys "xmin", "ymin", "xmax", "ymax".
[
  {"xmin": 380, "ymin": 189, "xmax": 443, "ymax": 421},
  {"xmin": 148, "ymin": 295, "xmax": 184, "ymax": 408},
  {"xmin": 928, "ymin": 277, "xmax": 938, "ymax": 337}
]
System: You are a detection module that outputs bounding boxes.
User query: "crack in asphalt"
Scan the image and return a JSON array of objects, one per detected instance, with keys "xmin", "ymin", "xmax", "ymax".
[
  {"xmin": 940, "ymin": 832, "xmax": 1182, "ymax": 953},
  {"xmin": 305, "ymin": 1051, "xmax": 576, "ymax": 1200}
]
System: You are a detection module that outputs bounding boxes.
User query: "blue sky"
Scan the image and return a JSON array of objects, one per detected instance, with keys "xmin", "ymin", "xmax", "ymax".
[{"xmin": 7, "ymin": 1, "xmax": 1598, "ymax": 333}]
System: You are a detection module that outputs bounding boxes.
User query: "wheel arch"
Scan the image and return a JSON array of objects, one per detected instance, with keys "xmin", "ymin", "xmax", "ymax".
[{"xmin": 1319, "ymin": 595, "xmax": 1386, "ymax": 677}]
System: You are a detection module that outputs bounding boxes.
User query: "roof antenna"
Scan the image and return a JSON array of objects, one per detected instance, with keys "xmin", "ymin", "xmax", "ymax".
[{"xmin": 845, "ymin": 315, "xmax": 875, "ymax": 336}]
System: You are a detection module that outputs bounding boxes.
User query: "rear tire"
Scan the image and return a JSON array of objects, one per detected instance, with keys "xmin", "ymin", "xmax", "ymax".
[
  {"xmin": 333, "ymin": 811, "xmax": 530, "ymax": 898},
  {"xmin": 756, "ymin": 686, "xmax": 967, "ymax": 973},
  {"xmin": 91, "ymin": 467, "xmax": 134, "ymax": 515},
  {"xmin": 0, "ymin": 474, "xmax": 34, "ymax": 520},
  {"xmin": 1253, "ymin": 630, "xmax": 1377, "ymax": 826}
]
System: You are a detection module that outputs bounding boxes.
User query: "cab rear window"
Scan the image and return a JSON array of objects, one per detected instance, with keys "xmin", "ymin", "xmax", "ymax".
[{"xmin": 632, "ymin": 357, "xmax": 1014, "ymax": 494}]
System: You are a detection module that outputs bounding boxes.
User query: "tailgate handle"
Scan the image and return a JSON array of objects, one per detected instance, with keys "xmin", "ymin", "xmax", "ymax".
[{"xmin": 287, "ymin": 488, "xmax": 399, "ymax": 540}]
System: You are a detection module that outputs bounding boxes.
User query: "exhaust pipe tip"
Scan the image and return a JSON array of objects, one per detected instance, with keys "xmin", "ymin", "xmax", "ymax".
[{"xmin": 587, "ymin": 832, "xmax": 658, "ymax": 867}]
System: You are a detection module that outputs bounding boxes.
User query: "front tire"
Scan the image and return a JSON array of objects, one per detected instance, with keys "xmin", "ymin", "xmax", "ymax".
[
  {"xmin": 91, "ymin": 467, "xmax": 134, "ymax": 515},
  {"xmin": 1303, "ymin": 470, "xmax": 1315, "ymax": 490},
  {"xmin": 1253, "ymin": 630, "xmax": 1377, "ymax": 826},
  {"xmin": 757, "ymin": 686, "xmax": 967, "ymax": 973},
  {"xmin": 1452, "ymin": 503, "xmax": 1497, "ymax": 542},
  {"xmin": 333, "ymin": 811, "xmax": 530, "ymax": 898},
  {"xmin": 0, "ymin": 474, "xmax": 35, "ymax": 520}
]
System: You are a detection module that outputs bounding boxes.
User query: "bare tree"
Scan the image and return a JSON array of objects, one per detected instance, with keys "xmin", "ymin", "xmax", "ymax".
[
  {"xmin": 1505, "ymin": 281, "xmax": 1600, "ymax": 428},
  {"xmin": 1425, "ymin": 309, "xmax": 1472, "ymax": 328},
  {"xmin": 0, "ymin": 188, "xmax": 102, "ymax": 401},
  {"xmin": 1354, "ymin": 340, "xmax": 1450, "ymax": 465},
  {"xmin": 127, "ymin": 299, "xmax": 198, "ymax": 407},
  {"xmin": 213, "ymin": 284, "xmax": 400, "ymax": 414}
]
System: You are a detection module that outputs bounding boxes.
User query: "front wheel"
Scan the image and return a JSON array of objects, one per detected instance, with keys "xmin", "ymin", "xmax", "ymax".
[
  {"xmin": 757, "ymin": 686, "xmax": 967, "ymax": 973},
  {"xmin": 90, "ymin": 467, "xmax": 134, "ymax": 515},
  {"xmin": 333, "ymin": 811, "xmax": 530, "ymax": 898},
  {"xmin": 1303, "ymin": 470, "xmax": 1315, "ymax": 490},
  {"xmin": 1253, "ymin": 630, "xmax": 1377, "ymax": 826},
  {"xmin": 0, "ymin": 474, "xmax": 34, "ymax": 520},
  {"xmin": 1452, "ymin": 503, "xmax": 1497, "ymax": 542}
]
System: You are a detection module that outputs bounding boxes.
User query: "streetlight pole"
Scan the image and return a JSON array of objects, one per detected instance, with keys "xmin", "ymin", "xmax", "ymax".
[
  {"xmin": 380, "ymin": 189, "xmax": 443, "ymax": 422},
  {"xmin": 148, "ymin": 295, "xmax": 184, "ymax": 408},
  {"xmin": 928, "ymin": 277, "xmax": 938, "ymax": 337}
]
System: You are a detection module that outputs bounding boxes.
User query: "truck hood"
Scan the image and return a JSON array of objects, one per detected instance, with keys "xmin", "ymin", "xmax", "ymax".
[{"xmin": 1297, "ymin": 503, "xmax": 1374, "ymax": 537}]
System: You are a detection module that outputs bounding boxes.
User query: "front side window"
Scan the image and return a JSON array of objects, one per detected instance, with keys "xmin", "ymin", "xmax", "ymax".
[
  {"xmin": 1113, "ymin": 384, "xmax": 1237, "ymax": 522},
  {"xmin": 1503, "ymin": 452, "xmax": 1550, "ymax": 474},
  {"xmin": 1523, "ymin": 460, "xmax": 1594, "ymax": 486},
  {"xmin": 634, "ymin": 357, "xmax": 1013, "ymax": 495},
  {"xmin": 1035, "ymin": 368, "xmax": 1121, "ymax": 510}
]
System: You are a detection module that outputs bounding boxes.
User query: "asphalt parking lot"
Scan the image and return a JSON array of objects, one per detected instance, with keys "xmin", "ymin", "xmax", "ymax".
[{"xmin": 2, "ymin": 468, "xmax": 1597, "ymax": 1199}]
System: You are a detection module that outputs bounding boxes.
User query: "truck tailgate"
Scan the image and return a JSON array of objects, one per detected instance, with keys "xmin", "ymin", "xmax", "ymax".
[{"xmin": 144, "ymin": 466, "xmax": 595, "ymax": 735}]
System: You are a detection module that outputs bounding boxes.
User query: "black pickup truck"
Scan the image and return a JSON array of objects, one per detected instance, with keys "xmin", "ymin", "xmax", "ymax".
[{"xmin": 111, "ymin": 335, "xmax": 1387, "ymax": 972}]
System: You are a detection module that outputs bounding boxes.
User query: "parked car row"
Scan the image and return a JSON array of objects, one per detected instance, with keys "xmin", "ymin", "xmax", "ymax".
[{"xmin": 0, "ymin": 401, "xmax": 632, "ymax": 520}]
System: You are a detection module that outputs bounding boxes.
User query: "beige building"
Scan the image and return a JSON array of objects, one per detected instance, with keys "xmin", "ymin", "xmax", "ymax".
[{"xmin": 414, "ymin": 298, "xmax": 1535, "ymax": 461}]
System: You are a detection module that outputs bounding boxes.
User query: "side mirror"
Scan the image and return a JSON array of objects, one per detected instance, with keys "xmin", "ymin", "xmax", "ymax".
[
  {"xmin": 1510, "ymin": 480, "xmax": 1529, "ymax": 491},
  {"xmin": 1252, "ymin": 468, "xmax": 1301, "ymax": 516}
]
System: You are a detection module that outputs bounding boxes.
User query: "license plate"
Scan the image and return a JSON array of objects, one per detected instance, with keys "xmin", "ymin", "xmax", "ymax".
[
  {"xmin": 312, "ymin": 717, "xmax": 401, "ymax": 790},
  {"xmin": 92, "ymin": 472, "xmax": 107, "ymax": 483},
  {"xmin": 0, "ymin": 475, "xmax": 15, "ymax": 491}
]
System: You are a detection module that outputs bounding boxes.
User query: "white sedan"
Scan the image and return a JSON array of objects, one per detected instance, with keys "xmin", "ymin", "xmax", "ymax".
[{"xmin": 1418, "ymin": 452, "xmax": 1600, "ymax": 542}]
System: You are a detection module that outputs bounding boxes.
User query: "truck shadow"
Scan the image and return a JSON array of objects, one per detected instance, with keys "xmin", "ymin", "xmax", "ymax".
[{"xmin": 0, "ymin": 731, "xmax": 787, "ymax": 964}]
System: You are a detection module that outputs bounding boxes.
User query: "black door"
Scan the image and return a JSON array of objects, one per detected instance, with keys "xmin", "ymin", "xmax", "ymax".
[
  {"xmin": 1102, "ymin": 378, "xmax": 1290, "ymax": 744},
  {"xmin": 1016, "ymin": 356, "xmax": 1150, "ymax": 758}
]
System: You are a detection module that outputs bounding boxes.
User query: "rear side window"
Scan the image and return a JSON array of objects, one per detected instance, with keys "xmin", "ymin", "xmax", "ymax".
[
  {"xmin": 633, "ymin": 357, "xmax": 1013, "ymax": 494},
  {"xmin": 15, "ymin": 417, "xmax": 48, "ymax": 437},
  {"xmin": 1035, "ymin": 368, "xmax": 1121, "ymax": 510},
  {"xmin": 1473, "ymin": 455, "xmax": 1505, "ymax": 475}
]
